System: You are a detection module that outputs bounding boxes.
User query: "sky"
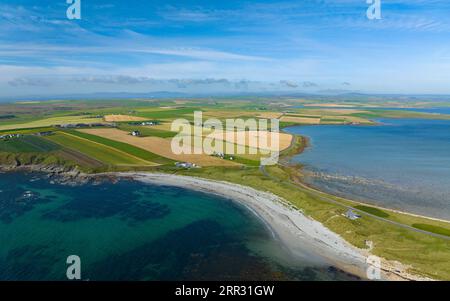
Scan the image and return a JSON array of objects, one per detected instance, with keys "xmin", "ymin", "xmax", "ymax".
[{"xmin": 1, "ymin": 0, "xmax": 450, "ymax": 98}]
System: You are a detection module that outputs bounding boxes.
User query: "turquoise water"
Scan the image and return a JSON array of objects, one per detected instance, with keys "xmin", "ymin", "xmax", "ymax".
[
  {"xmin": 286, "ymin": 118, "xmax": 450, "ymax": 220},
  {"xmin": 0, "ymin": 172, "xmax": 355, "ymax": 281}
]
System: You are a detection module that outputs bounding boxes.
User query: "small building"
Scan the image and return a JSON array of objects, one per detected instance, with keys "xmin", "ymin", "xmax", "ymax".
[
  {"xmin": 345, "ymin": 209, "xmax": 361, "ymax": 220},
  {"xmin": 0, "ymin": 133, "xmax": 21, "ymax": 140},
  {"xmin": 141, "ymin": 121, "xmax": 157, "ymax": 126},
  {"xmin": 213, "ymin": 152, "xmax": 225, "ymax": 159},
  {"xmin": 175, "ymin": 162, "xmax": 197, "ymax": 169},
  {"xmin": 34, "ymin": 131, "xmax": 54, "ymax": 137},
  {"xmin": 131, "ymin": 130, "xmax": 141, "ymax": 137}
]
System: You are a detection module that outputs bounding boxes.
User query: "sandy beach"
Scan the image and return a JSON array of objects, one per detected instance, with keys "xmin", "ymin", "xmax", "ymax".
[{"xmin": 105, "ymin": 172, "xmax": 433, "ymax": 281}]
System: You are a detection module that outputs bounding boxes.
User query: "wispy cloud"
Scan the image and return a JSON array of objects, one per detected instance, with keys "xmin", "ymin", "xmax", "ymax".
[{"xmin": 1, "ymin": 0, "xmax": 450, "ymax": 96}]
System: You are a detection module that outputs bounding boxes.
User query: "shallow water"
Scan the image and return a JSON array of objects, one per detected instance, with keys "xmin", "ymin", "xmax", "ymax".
[
  {"xmin": 286, "ymin": 118, "xmax": 450, "ymax": 220},
  {"xmin": 0, "ymin": 172, "xmax": 356, "ymax": 281},
  {"xmin": 294, "ymin": 105, "xmax": 450, "ymax": 115}
]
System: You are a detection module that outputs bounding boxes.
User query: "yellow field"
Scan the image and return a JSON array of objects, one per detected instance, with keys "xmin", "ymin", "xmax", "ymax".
[
  {"xmin": 304, "ymin": 103, "xmax": 357, "ymax": 108},
  {"xmin": 0, "ymin": 116, "xmax": 105, "ymax": 131},
  {"xmin": 78, "ymin": 128, "xmax": 240, "ymax": 167},
  {"xmin": 256, "ymin": 112, "xmax": 284, "ymax": 119},
  {"xmin": 202, "ymin": 110, "xmax": 256, "ymax": 118},
  {"xmin": 205, "ymin": 130, "xmax": 293, "ymax": 152},
  {"xmin": 103, "ymin": 115, "xmax": 148, "ymax": 122},
  {"xmin": 280, "ymin": 116, "xmax": 321, "ymax": 124},
  {"xmin": 317, "ymin": 109, "xmax": 368, "ymax": 114},
  {"xmin": 141, "ymin": 120, "xmax": 292, "ymax": 152}
]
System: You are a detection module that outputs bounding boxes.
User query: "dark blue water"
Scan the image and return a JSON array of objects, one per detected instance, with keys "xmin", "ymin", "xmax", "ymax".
[
  {"xmin": 0, "ymin": 172, "xmax": 356, "ymax": 281},
  {"xmin": 286, "ymin": 118, "xmax": 450, "ymax": 220}
]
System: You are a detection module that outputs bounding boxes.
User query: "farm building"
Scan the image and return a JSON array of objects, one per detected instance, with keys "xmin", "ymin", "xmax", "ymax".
[
  {"xmin": 0, "ymin": 133, "xmax": 22, "ymax": 140},
  {"xmin": 175, "ymin": 162, "xmax": 197, "ymax": 169},
  {"xmin": 34, "ymin": 131, "xmax": 54, "ymax": 136},
  {"xmin": 345, "ymin": 209, "xmax": 361, "ymax": 220}
]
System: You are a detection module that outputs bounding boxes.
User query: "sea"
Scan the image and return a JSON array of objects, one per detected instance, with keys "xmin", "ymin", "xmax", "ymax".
[
  {"xmin": 0, "ymin": 172, "xmax": 356, "ymax": 280},
  {"xmin": 286, "ymin": 112, "xmax": 450, "ymax": 220}
]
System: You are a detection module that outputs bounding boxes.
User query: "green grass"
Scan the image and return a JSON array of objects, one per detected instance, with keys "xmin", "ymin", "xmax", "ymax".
[
  {"xmin": 412, "ymin": 224, "xmax": 450, "ymax": 237},
  {"xmin": 0, "ymin": 126, "xmax": 56, "ymax": 135},
  {"xmin": 0, "ymin": 136, "xmax": 61, "ymax": 153},
  {"xmin": 118, "ymin": 124, "xmax": 176, "ymax": 138},
  {"xmin": 136, "ymin": 108, "xmax": 198, "ymax": 119},
  {"xmin": 66, "ymin": 130, "xmax": 173, "ymax": 165},
  {"xmin": 354, "ymin": 205, "xmax": 390, "ymax": 218},
  {"xmin": 46, "ymin": 132, "xmax": 150, "ymax": 166},
  {"xmin": 222, "ymin": 154, "xmax": 260, "ymax": 166},
  {"xmin": 0, "ymin": 151, "xmax": 75, "ymax": 168},
  {"xmin": 179, "ymin": 165, "xmax": 450, "ymax": 280}
]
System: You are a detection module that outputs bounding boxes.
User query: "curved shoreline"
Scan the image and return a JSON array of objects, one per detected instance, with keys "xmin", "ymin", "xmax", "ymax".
[
  {"xmin": 0, "ymin": 166, "xmax": 436, "ymax": 280},
  {"xmin": 107, "ymin": 172, "xmax": 432, "ymax": 281},
  {"xmin": 281, "ymin": 129, "xmax": 450, "ymax": 224}
]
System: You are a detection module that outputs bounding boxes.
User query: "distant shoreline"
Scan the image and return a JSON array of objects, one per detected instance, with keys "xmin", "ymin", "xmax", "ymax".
[{"xmin": 284, "ymin": 125, "xmax": 450, "ymax": 224}]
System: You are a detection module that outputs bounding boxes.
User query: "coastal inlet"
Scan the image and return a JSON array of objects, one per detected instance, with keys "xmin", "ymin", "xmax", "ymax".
[{"xmin": 0, "ymin": 172, "xmax": 357, "ymax": 281}]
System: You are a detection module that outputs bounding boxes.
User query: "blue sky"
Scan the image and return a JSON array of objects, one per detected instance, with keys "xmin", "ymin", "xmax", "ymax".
[{"xmin": 1, "ymin": 0, "xmax": 450, "ymax": 97}]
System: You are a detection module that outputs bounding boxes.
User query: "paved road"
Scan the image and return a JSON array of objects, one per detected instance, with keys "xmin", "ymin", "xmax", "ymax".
[{"xmin": 259, "ymin": 164, "xmax": 450, "ymax": 241}]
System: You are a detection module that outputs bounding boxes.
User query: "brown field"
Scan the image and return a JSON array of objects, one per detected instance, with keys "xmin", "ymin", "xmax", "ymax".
[
  {"xmin": 78, "ymin": 128, "xmax": 240, "ymax": 167},
  {"xmin": 103, "ymin": 114, "xmax": 148, "ymax": 122},
  {"xmin": 280, "ymin": 116, "xmax": 321, "ymax": 124},
  {"xmin": 140, "ymin": 121, "xmax": 292, "ymax": 152}
]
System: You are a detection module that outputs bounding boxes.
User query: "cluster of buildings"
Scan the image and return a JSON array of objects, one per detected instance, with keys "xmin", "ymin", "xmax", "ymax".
[
  {"xmin": 212, "ymin": 151, "xmax": 234, "ymax": 161},
  {"xmin": 56, "ymin": 123, "xmax": 116, "ymax": 129},
  {"xmin": 0, "ymin": 133, "xmax": 22, "ymax": 140},
  {"xmin": 0, "ymin": 131, "xmax": 55, "ymax": 141},
  {"xmin": 34, "ymin": 131, "xmax": 54, "ymax": 137},
  {"xmin": 128, "ymin": 121, "xmax": 159, "ymax": 126}
]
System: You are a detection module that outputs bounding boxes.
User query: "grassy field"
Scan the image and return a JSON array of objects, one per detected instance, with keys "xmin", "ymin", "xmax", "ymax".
[
  {"xmin": 413, "ymin": 224, "xmax": 450, "ymax": 237},
  {"xmin": 0, "ymin": 116, "xmax": 105, "ymax": 131},
  {"xmin": 0, "ymin": 136, "xmax": 61, "ymax": 153},
  {"xmin": 103, "ymin": 114, "xmax": 147, "ymax": 122},
  {"xmin": 67, "ymin": 130, "xmax": 173, "ymax": 165},
  {"xmin": 78, "ymin": 128, "xmax": 240, "ymax": 167},
  {"xmin": 177, "ymin": 165, "xmax": 450, "ymax": 280},
  {"xmin": 354, "ymin": 205, "xmax": 390, "ymax": 218},
  {"xmin": 118, "ymin": 124, "xmax": 177, "ymax": 138},
  {"xmin": 135, "ymin": 107, "xmax": 198, "ymax": 119},
  {"xmin": 46, "ymin": 132, "xmax": 156, "ymax": 166}
]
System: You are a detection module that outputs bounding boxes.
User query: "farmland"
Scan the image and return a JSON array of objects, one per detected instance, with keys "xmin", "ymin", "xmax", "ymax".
[
  {"xmin": 65, "ymin": 130, "xmax": 172, "ymax": 165},
  {"xmin": 0, "ymin": 135, "xmax": 60, "ymax": 153},
  {"xmin": 46, "ymin": 132, "xmax": 157, "ymax": 166},
  {"xmin": 0, "ymin": 116, "xmax": 105, "ymax": 131},
  {"xmin": 1, "ymin": 98, "xmax": 450, "ymax": 279},
  {"xmin": 78, "ymin": 128, "xmax": 240, "ymax": 167}
]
